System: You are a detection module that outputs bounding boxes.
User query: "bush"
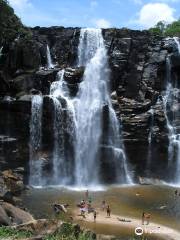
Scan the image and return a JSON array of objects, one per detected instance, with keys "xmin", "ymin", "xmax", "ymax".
[
  {"xmin": 149, "ymin": 19, "xmax": 180, "ymax": 37},
  {"xmin": 0, "ymin": 226, "xmax": 32, "ymax": 239}
]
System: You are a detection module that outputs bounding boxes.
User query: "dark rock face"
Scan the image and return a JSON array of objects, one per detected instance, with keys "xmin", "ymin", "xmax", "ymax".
[{"xmin": 0, "ymin": 26, "xmax": 180, "ymax": 182}]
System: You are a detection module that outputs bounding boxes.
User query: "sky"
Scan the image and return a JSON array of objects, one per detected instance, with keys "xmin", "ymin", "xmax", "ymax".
[{"xmin": 8, "ymin": 0, "xmax": 180, "ymax": 29}]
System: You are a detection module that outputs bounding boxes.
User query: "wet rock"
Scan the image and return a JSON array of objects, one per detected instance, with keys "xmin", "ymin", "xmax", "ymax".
[
  {"xmin": 34, "ymin": 69, "xmax": 60, "ymax": 94},
  {"xmin": 18, "ymin": 94, "xmax": 32, "ymax": 101},
  {"xmin": 118, "ymin": 97, "xmax": 151, "ymax": 114},
  {"xmin": 7, "ymin": 39, "xmax": 41, "ymax": 72},
  {"xmin": 11, "ymin": 73, "xmax": 35, "ymax": 96},
  {"xmin": 64, "ymin": 67, "xmax": 84, "ymax": 84}
]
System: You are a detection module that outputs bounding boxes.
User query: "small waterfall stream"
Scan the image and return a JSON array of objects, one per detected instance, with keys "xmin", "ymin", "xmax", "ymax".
[
  {"xmin": 173, "ymin": 37, "xmax": 180, "ymax": 54},
  {"xmin": 29, "ymin": 95, "xmax": 43, "ymax": 186},
  {"xmin": 46, "ymin": 45, "xmax": 54, "ymax": 69},
  {"xmin": 0, "ymin": 46, "xmax": 3, "ymax": 59},
  {"xmin": 146, "ymin": 107, "xmax": 154, "ymax": 176}
]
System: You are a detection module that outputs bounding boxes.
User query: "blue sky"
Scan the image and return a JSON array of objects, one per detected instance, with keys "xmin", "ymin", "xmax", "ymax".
[{"xmin": 9, "ymin": 0, "xmax": 180, "ymax": 29}]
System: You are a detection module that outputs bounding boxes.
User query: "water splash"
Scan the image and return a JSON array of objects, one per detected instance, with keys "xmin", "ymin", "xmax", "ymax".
[{"xmin": 29, "ymin": 95, "xmax": 43, "ymax": 186}]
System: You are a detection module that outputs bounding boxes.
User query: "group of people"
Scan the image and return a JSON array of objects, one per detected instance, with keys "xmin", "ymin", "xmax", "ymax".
[
  {"xmin": 92, "ymin": 201, "xmax": 111, "ymax": 222},
  {"xmin": 78, "ymin": 190, "xmax": 111, "ymax": 222}
]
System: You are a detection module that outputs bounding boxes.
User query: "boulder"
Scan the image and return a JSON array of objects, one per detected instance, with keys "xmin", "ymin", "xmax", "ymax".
[
  {"xmin": 34, "ymin": 69, "xmax": 60, "ymax": 95},
  {"xmin": 64, "ymin": 67, "xmax": 84, "ymax": 84},
  {"xmin": 14, "ymin": 219, "xmax": 62, "ymax": 236},
  {"xmin": 2, "ymin": 202, "xmax": 34, "ymax": 224},
  {"xmin": 2, "ymin": 169, "xmax": 25, "ymax": 195},
  {"xmin": 0, "ymin": 205, "xmax": 11, "ymax": 226},
  {"xmin": 11, "ymin": 73, "xmax": 35, "ymax": 96}
]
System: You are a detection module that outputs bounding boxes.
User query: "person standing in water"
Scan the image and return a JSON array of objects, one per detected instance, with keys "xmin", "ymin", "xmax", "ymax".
[
  {"xmin": 85, "ymin": 190, "xmax": 89, "ymax": 200},
  {"xmin": 94, "ymin": 211, "xmax": 97, "ymax": 222},
  {"xmin": 107, "ymin": 205, "xmax": 111, "ymax": 217},
  {"xmin": 175, "ymin": 190, "xmax": 178, "ymax": 197},
  {"xmin": 142, "ymin": 212, "xmax": 145, "ymax": 225}
]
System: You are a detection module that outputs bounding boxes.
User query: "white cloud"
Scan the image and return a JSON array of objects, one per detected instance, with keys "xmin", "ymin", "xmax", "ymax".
[
  {"xmin": 135, "ymin": 3, "xmax": 176, "ymax": 28},
  {"xmin": 9, "ymin": 0, "xmax": 32, "ymax": 10},
  {"xmin": 94, "ymin": 18, "xmax": 111, "ymax": 28}
]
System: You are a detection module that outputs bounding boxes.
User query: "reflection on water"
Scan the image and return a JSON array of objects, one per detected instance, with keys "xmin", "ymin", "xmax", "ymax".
[{"xmin": 21, "ymin": 185, "xmax": 180, "ymax": 238}]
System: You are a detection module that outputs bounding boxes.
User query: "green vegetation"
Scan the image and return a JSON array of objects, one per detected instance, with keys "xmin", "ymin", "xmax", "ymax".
[
  {"xmin": 0, "ymin": 0, "xmax": 32, "ymax": 45},
  {"xmin": 149, "ymin": 19, "xmax": 180, "ymax": 37},
  {"xmin": 0, "ymin": 224, "xmax": 94, "ymax": 240},
  {"xmin": 0, "ymin": 226, "xmax": 32, "ymax": 239},
  {"xmin": 0, "ymin": 224, "xmax": 150, "ymax": 240},
  {"xmin": 44, "ymin": 223, "xmax": 94, "ymax": 240}
]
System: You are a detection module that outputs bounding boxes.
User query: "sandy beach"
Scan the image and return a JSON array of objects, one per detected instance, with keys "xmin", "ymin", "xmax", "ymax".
[{"xmin": 74, "ymin": 208, "xmax": 180, "ymax": 240}]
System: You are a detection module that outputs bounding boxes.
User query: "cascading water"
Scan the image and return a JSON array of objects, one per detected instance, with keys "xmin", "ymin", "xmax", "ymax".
[
  {"xmin": 146, "ymin": 108, "xmax": 154, "ymax": 176},
  {"xmin": 0, "ymin": 46, "xmax": 3, "ymax": 59},
  {"xmin": 46, "ymin": 45, "xmax": 54, "ymax": 69},
  {"xmin": 29, "ymin": 28, "xmax": 132, "ymax": 187},
  {"xmin": 50, "ymin": 70, "xmax": 76, "ymax": 185},
  {"xmin": 29, "ymin": 95, "xmax": 43, "ymax": 186},
  {"xmin": 74, "ymin": 28, "xmax": 132, "ymax": 186},
  {"xmin": 173, "ymin": 37, "xmax": 180, "ymax": 54},
  {"xmin": 163, "ymin": 37, "xmax": 180, "ymax": 184}
]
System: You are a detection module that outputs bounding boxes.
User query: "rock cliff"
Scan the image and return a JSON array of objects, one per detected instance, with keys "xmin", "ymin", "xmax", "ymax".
[{"xmin": 0, "ymin": 25, "xmax": 180, "ymax": 182}]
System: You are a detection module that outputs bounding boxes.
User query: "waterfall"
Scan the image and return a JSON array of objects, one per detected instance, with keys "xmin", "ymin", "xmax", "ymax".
[
  {"xmin": 29, "ymin": 95, "xmax": 43, "ymax": 186},
  {"xmin": 146, "ymin": 108, "xmax": 154, "ymax": 176},
  {"xmin": 74, "ymin": 28, "xmax": 132, "ymax": 186},
  {"xmin": 0, "ymin": 46, "xmax": 3, "ymax": 59},
  {"xmin": 46, "ymin": 45, "xmax": 54, "ymax": 69},
  {"xmin": 29, "ymin": 28, "xmax": 133, "ymax": 187},
  {"xmin": 50, "ymin": 70, "xmax": 76, "ymax": 185},
  {"xmin": 173, "ymin": 37, "xmax": 180, "ymax": 54},
  {"xmin": 163, "ymin": 37, "xmax": 180, "ymax": 184}
]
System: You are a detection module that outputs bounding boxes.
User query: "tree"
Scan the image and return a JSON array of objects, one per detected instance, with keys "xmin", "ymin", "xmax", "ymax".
[
  {"xmin": 149, "ymin": 21, "xmax": 166, "ymax": 36},
  {"xmin": 149, "ymin": 19, "xmax": 180, "ymax": 37},
  {"xmin": 165, "ymin": 19, "xmax": 180, "ymax": 37},
  {"xmin": 0, "ymin": 0, "xmax": 31, "ymax": 45}
]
